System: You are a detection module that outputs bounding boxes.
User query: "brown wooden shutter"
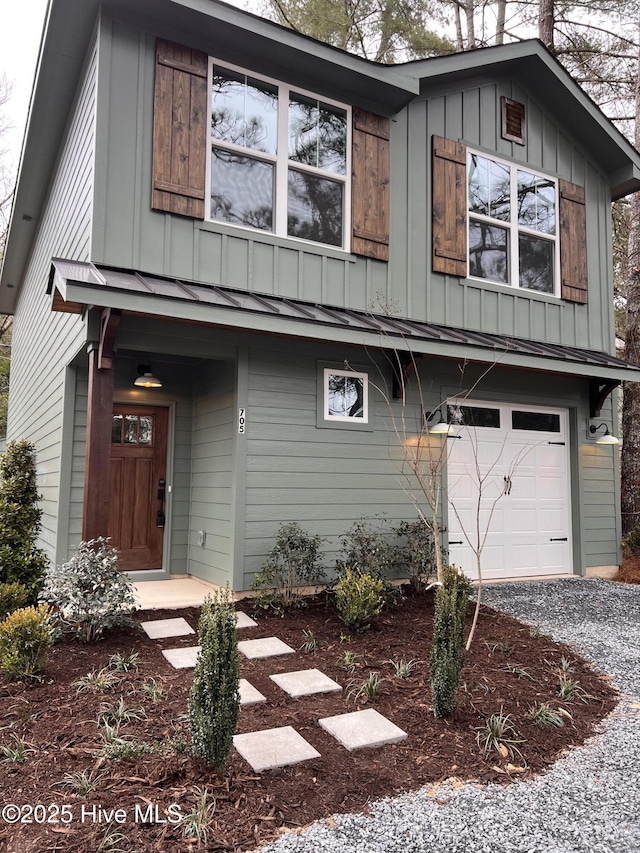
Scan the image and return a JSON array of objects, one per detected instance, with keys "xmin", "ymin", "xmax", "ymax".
[
  {"xmin": 351, "ymin": 109, "xmax": 390, "ymax": 261},
  {"xmin": 559, "ymin": 179, "xmax": 588, "ymax": 304},
  {"xmin": 432, "ymin": 135, "xmax": 467, "ymax": 276},
  {"xmin": 152, "ymin": 39, "xmax": 208, "ymax": 219}
]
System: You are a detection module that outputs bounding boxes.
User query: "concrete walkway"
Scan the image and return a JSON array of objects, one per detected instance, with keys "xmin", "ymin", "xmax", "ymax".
[
  {"xmin": 142, "ymin": 609, "xmax": 407, "ymax": 772},
  {"xmin": 133, "ymin": 577, "xmax": 222, "ymax": 610}
]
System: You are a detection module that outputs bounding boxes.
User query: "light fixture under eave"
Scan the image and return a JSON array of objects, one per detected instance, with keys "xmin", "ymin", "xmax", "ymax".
[
  {"xmin": 425, "ymin": 409, "xmax": 452, "ymax": 435},
  {"xmin": 134, "ymin": 365, "xmax": 162, "ymax": 388},
  {"xmin": 589, "ymin": 423, "xmax": 619, "ymax": 445}
]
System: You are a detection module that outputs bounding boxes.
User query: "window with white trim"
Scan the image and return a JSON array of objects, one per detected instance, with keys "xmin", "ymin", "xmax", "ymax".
[
  {"xmin": 209, "ymin": 60, "xmax": 350, "ymax": 249},
  {"xmin": 324, "ymin": 369, "xmax": 368, "ymax": 422},
  {"xmin": 467, "ymin": 151, "xmax": 559, "ymax": 295}
]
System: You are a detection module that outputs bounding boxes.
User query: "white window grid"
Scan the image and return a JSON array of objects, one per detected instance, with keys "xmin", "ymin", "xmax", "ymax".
[
  {"xmin": 466, "ymin": 150, "xmax": 560, "ymax": 297},
  {"xmin": 324, "ymin": 368, "xmax": 368, "ymax": 423},
  {"xmin": 206, "ymin": 56, "xmax": 352, "ymax": 251}
]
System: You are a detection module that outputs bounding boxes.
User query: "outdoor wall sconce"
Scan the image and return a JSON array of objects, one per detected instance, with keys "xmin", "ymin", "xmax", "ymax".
[
  {"xmin": 425, "ymin": 409, "xmax": 452, "ymax": 435},
  {"xmin": 589, "ymin": 423, "xmax": 619, "ymax": 445},
  {"xmin": 134, "ymin": 364, "xmax": 162, "ymax": 388}
]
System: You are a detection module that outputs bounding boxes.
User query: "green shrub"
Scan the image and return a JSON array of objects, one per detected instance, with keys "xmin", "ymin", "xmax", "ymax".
[
  {"xmin": 39, "ymin": 538, "xmax": 135, "ymax": 642},
  {"xmin": 394, "ymin": 519, "xmax": 437, "ymax": 591},
  {"xmin": 189, "ymin": 589, "xmax": 240, "ymax": 772},
  {"xmin": 0, "ymin": 440, "xmax": 49, "ymax": 601},
  {"xmin": 622, "ymin": 520, "xmax": 640, "ymax": 555},
  {"xmin": 339, "ymin": 518, "xmax": 399, "ymax": 581},
  {"xmin": 430, "ymin": 564, "xmax": 471, "ymax": 718},
  {"xmin": 0, "ymin": 581, "xmax": 29, "ymax": 620},
  {"xmin": 252, "ymin": 522, "xmax": 325, "ymax": 611},
  {"xmin": 0, "ymin": 604, "xmax": 54, "ymax": 680},
  {"xmin": 335, "ymin": 567, "xmax": 385, "ymax": 631}
]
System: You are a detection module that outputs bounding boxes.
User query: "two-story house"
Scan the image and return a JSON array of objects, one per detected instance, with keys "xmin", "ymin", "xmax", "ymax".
[{"xmin": 2, "ymin": 0, "xmax": 640, "ymax": 592}]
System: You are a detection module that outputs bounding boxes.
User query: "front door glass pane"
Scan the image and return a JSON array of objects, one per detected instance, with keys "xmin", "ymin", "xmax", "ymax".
[
  {"xmin": 124, "ymin": 415, "xmax": 138, "ymax": 444},
  {"xmin": 111, "ymin": 415, "xmax": 123, "ymax": 444},
  {"xmin": 138, "ymin": 416, "xmax": 154, "ymax": 445}
]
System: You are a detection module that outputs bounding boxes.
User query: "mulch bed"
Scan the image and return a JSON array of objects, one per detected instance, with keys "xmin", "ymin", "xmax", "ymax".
[{"xmin": 0, "ymin": 588, "xmax": 617, "ymax": 852}]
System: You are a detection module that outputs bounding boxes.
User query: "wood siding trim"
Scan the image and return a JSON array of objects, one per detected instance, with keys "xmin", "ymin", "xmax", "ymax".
[
  {"xmin": 152, "ymin": 39, "xmax": 208, "ymax": 219},
  {"xmin": 432, "ymin": 135, "xmax": 467, "ymax": 276},
  {"xmin": 83, "ymin": 346, "xmax": 114, "ymax": 540},
  {"xmin": 559, "ymin": 179, "xmax": 588, "ymax": 304},
  {"xmin": 351, "ymin": 108, "xmax": 390, "ymax": 261}
]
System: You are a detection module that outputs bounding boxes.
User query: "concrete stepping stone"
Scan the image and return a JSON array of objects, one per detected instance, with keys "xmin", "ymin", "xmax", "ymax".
[
  {"xmin": 270, "ymin": 668, "xmax": 342, "ymax": 698},
  {"xmin": 233, "ymin": 726, "xmax": 320, "ymax": 772},
  {"xmin": 141, "ymin": 617, "xmax": 195, "ymax": 639},
  {"xmin": 240, "ymin": 678, "xmax": 266, "ymax": 706},
  {"xmin": 162, "ymin": 645, "xmax": 200, "ymax": 669},
  {"xmin": 235, "ymin": 611, "xmax": 257, "ymax": 629},
  {"xmin": 237, "ymin": 637, "xmax": 295, "ymax": 659},
  {"xmin": 319, "ymin": 708, "xmax": 408, "ymax": 751}
]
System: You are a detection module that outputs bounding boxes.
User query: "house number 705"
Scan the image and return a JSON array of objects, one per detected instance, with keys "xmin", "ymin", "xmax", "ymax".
[{"xmin": 238, "ymin": 408, "xmax": 246, "ymax": 434}]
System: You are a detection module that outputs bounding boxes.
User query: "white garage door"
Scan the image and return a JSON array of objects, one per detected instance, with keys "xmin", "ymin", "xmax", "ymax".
[{"xmin": 446, "ymin": 401, "xmax": 571, "ymax": 581}]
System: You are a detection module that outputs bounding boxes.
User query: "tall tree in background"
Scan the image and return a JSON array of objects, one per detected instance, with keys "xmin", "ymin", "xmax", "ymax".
[
  {"xmin": 621, "ymin": 25, "xmax": 640, "ymax": 534},
  {"xmin": 262, "ymin": 0, "xmax": 454, "ymax": 60}
]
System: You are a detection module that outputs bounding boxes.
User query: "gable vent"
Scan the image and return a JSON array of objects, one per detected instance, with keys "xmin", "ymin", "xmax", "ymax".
[{"xmin": 501, "ymin": 97, "xmax": 525, "ymax": 145}]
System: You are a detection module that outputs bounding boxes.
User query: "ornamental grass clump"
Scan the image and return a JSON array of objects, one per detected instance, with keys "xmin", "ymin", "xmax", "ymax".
[
  {"xmin": 430, "ymin": 564, "xmax": 471, "ymax": 718},
  {"xmin": 39, "ymin": 538, "xmax": 135, "ymax": 642},
  {"xmin": 0, "ymin": 603, "xmax": 54, "ymax": 680},
  {"xmin": 188, "ymin": 589, "xmax": 240, "ymax": 772}
]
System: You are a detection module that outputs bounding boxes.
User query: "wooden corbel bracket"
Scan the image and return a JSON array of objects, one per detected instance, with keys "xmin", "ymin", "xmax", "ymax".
[
  {"xmin": 97, "ymin": 307, "xmax": 121, "ymax": 370},
  {"xmin": 589, "ymin": 378, "xmax": 620, "ymax": 419},
  {"xmin": 392, "ymin": 352, "xmax": 419, "ymax": 399}
]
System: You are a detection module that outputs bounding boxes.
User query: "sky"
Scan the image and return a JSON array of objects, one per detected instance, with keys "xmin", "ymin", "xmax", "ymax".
[
  {"xmin": 0, "ymin": 0, "xmax": 259, "ymax": 176},
  {"xmin": 0, "ymin": 0, "xmax": 49, "ymax": 174}
]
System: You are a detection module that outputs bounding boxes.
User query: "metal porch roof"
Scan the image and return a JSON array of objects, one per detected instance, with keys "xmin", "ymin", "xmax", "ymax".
[{"xmin": 49, "ymin": 259, "xmax": 640, "ymax": 384}]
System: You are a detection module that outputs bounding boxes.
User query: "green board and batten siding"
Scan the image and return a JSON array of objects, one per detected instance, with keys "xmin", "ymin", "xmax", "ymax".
[
  {"xmin": 188, "ymin": 360, "xmax": 236, "ymax": 587},
  {"xmin": 7, "ymin": 36, "xmax": 98, "ymax": 563},
  {"xmin": 94, "ymin": 11, "xmax": 614, "ymax": 357}
]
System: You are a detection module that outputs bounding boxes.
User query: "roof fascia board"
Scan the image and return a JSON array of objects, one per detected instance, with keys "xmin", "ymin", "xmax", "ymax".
[
  {"xmin": 56, "ymin": 281, "xmax": 640, "ymax": 384},
  {"xmin": 108, "ymin": 0, "xmax": 418, "ymax": 111},
  {"xmin": 610, "ymin": 163, "xmax": 640, "ymax": 202},
  {"xmin": 0, "ymin": 0, "xmax": 101, "ymax": 309}
]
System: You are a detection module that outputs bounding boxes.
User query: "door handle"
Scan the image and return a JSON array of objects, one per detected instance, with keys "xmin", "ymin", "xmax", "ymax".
[
  {"xmin": 549, "ymin": 537, "xmax": 568, "ymax": 541},
  {"xmin": 157, "ymin": 478, "xmax": 166, "ymax": 528}
]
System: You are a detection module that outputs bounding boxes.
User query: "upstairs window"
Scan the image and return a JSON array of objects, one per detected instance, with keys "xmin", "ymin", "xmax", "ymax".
[
  {"xmin": 432, "ymin": 135, "xmax": 587, "ymax": 304},
  {"xmin": 209, "ymin": 61, "xmax": 350, "ymax": 249},
  {"xmin": 153, "ymin": 39, "xmax": 389, "ymax": 260},
  {"xmin": 467, "ymin": 151, "xmax": 558, "ymax": 295}
]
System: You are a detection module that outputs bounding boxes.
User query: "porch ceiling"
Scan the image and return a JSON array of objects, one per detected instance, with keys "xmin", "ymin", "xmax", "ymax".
[{"xmin": 49, "ymin": 259, "xmax": 640, "ymax": 384}]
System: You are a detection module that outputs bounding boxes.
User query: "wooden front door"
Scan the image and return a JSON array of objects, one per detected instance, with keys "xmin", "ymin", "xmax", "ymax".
[{"xmin": 109, "ymin": 405, "xmax": 168, "ymax": 570}]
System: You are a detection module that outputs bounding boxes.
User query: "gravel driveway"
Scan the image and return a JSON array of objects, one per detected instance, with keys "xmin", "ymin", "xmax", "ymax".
[{"xmin": 260, "ymin": 578, "xmax": 640, "ymax": 853}]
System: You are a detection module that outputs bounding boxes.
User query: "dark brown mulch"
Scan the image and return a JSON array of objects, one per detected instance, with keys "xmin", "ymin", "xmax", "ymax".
[
  {"xmin": 617, "ymin": 552, "xmax": 640, "ymax": 584},
  {"xmin": 0, "ymin": 588, "xmax": 617, "ymax": 852}
]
